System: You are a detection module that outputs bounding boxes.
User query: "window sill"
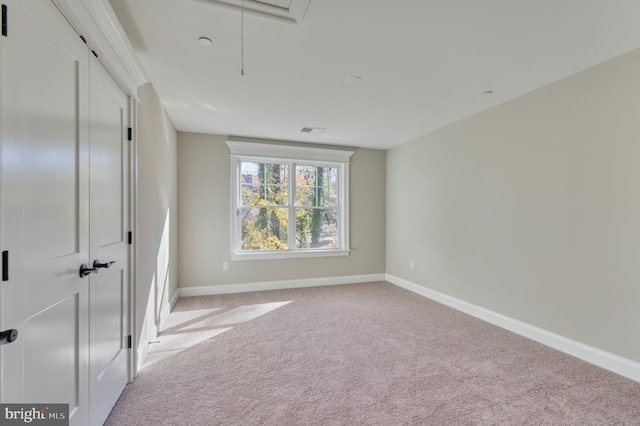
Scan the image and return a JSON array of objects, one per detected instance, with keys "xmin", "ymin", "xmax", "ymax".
[{"xmin": 231, "ymin": 249, "xmax": 350, "ymax": 261}]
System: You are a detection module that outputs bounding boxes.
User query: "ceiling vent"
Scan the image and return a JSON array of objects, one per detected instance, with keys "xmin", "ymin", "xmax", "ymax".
[
  {"xmin": 194, "ymin": 0, "xmax": 312, "ymax": 23},
  {"xmin": 300, "ymin": 126, "xmax": 325, "ymax": 134}
]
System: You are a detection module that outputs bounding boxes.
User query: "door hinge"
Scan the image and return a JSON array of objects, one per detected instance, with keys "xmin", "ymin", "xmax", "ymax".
[
  {"xmin": 79, "ymin": 35, "xmax": 87, "ymax": 44},
  {"xmin": 127, "ymin": 127, "xmax": 132, "ymax": 141},
  {"xmin": 2, "ymin": 4, "xmax": 8, "ymax": 37},
  {"xmin": 127, "ymin": 231, "xmax": 132, "ymax": 245},
  {"xmin": 2, "ymin": 251, "xmax": 8, "ymax": 281},
  {"xmin": 127, "ymin": 335, "xmax": 132, "ymax": 349}
]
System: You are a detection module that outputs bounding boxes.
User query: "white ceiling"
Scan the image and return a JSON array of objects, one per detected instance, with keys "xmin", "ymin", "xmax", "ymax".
[{"xmin": 110, "ymin": 0, "xmax": 640, "ymax": 150}]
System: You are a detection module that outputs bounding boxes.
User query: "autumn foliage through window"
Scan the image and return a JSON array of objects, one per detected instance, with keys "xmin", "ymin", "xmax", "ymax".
[
  {"xmin": 240, "ymin": 161, "xmax": 339, "ymax": 251},
  {"xmin": 228, "ymin": 140, "xmax": 352, "ymax": 259}
]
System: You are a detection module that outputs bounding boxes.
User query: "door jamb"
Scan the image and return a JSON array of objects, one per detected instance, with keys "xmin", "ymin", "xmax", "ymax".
[{"xmin": 128, "ymin": 96, "xmax": 138, "ymax": 382}]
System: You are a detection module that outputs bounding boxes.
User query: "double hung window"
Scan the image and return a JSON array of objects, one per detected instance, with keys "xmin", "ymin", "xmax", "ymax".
[{"xmin": 227, "ymin": 140, "xmax": 353, "ymax": 260}]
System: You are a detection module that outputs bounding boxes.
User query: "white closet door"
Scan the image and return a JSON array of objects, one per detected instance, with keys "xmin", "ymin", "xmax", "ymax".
[
  {"xmin": 88, "ymin": 55, "xmax": 130, "ymax": 426},
  {"xmin": 0, "ymin": 1, "xmax": 90, "ymax": 425},
  {"xmin": 1, "ymin": 2, "xmax": 132, "ymax": 424}
]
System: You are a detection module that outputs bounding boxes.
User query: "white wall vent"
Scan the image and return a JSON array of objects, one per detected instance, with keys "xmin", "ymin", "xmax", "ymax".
[{"xmin": 194, "ymin": 0, "xmax": 311, "ymax": 24}]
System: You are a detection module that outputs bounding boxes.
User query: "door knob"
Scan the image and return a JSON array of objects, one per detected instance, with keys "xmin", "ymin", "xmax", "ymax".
[
  {"xmin": 93, "ymin": 260, "xmax": 116, "ymax": 269},
  {"xmin": 0, "ymin": 328, "xmax": 18, "ymax": 344},
  {"xmin": 79, "ymin": 263, "xmax": 97, "ymax": 277}
]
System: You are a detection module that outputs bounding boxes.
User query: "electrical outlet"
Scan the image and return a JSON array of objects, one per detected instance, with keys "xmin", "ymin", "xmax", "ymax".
[
  {"xmin": 223, "ymin": 262, "xmax": 229, "ymax": 271},
  {"xmin": 409, "ymin": 260, "xmax": 414, "ymax": 270}
]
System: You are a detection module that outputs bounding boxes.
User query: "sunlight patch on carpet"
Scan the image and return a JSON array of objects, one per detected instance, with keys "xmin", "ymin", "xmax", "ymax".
[
  {"xmin": 142, "ymin": 301, "xmax": 293, "ymax": 369},
  {"xmin": 181, "ymin": 301, "xmax": 292, "ymax": 330},
  {"xmin": 142, "ymin": 327, "xmax": 233, "ymax": 369}
]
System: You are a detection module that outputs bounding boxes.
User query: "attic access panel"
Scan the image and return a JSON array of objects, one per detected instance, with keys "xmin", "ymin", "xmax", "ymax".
[{"xmin": 194, "ymin": 0, "xmax": 311, "ymax": 23}]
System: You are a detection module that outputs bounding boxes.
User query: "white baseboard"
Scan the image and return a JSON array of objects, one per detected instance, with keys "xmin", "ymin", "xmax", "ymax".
[
  {"xmin": 385, "ymin": 274, "xmax": 640, "ymax": 384},
  {"xmin": 178, "ymin": 273, "xmax": 386, "ymax": 298},
  {"xmin": 136, "ymin": 338, "xmax": 150, "ymax": 372},
  {"xmin": 169, "ymin": 289, "xmax": 180, "ymax": 310},
  {"xmin": 158, "ymin": 300, "xmax": 171, "ymax": 332}
]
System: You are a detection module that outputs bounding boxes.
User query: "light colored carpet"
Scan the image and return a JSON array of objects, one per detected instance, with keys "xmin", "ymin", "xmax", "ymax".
[{"xmin": 105, "ymin": 282, "xmax": 640, "ymax": 425}]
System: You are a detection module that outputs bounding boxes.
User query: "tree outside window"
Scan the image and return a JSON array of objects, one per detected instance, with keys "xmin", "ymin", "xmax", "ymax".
[{"xmin": 228, "ymin": 140, "xmax": 352, "ymax": 260}]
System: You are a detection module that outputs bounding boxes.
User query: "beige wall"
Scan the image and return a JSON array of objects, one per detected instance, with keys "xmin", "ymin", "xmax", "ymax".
[
  {"xmin": 387, "ymin": 48, "xmax": 640, "ymax": 362},
  {"xmin": 177, "ymin": 133, "xmax": 386, "ymax": 288},
  {"xmin": 135, "ymin": 83, "xmax": 178, "ymax": 354}
]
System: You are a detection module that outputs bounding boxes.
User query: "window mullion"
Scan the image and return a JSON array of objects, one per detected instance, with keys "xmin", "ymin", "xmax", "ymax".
[
  {"xmin": 339, "ymin": 164, "xmax": 347, "ymax": 250},
  {"xmin": 288, "ymin": 162, "xmax": 296, "ymax": 251},
  {"xmin": 232, "ymin": 157, "xmax": 241, "ymax": 253}
]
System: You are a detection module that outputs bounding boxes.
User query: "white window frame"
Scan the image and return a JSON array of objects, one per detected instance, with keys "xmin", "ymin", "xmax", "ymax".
[{"xmin": 227, "ymin": 139, "xmax": 354, "ymax": 260}]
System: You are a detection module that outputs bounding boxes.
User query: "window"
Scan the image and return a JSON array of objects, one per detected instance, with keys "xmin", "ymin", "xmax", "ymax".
[{"xmin": 227, "ymin": 140, "xmax": 353, "ymax": 260}]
